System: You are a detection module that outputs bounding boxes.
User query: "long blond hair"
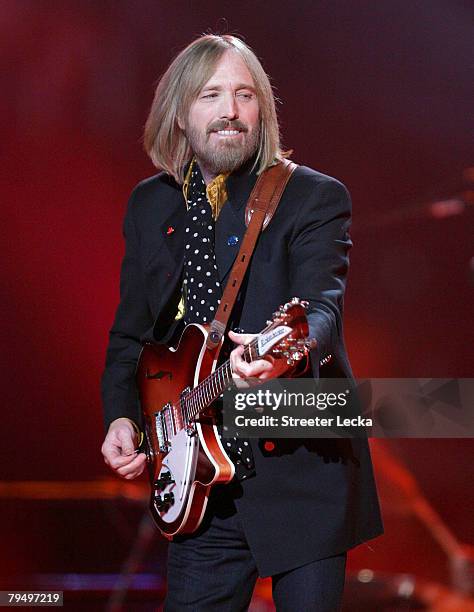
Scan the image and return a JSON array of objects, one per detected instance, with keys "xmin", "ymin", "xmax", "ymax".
[{"xmin": 143, "ymin": 35, "xmax": 284, "ymax": 184}]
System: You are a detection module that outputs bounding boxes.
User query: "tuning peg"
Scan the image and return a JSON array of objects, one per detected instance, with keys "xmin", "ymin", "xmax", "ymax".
[
  {"xmin": 286, "ymin": 358, "xmax": 295, "ymax": 366},
  {"xmin": 266, "ymin": 320, "xmax": 272, "ymax": 325},
  {"xmin": 291, "ymin": 351, "xmax": 303, "ymax": 361}
]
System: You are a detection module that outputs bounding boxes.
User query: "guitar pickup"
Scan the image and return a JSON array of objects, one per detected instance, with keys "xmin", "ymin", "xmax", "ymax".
[{"xmin": 154, "ymin": 410, "xmax": 170, "ymax": 453}]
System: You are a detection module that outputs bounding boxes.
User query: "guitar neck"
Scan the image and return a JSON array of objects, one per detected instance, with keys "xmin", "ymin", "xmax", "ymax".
[{"xmin": 184, "ymin": 337, "xmax": 259, "ymax": 422}]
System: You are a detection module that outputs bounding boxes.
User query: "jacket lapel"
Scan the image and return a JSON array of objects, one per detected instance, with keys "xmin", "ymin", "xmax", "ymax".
[
  {"xmin": 159, "ymin": 193, "xmax": 187, "ymax": 268},
  {"xmin": 215, "ymin": 203, "xmax": 246, "ymax": 282},
  {"xmin": 151, "ymin": 193, "xmax": 186, "ymax": 338},
  {"xmin": 215, "ymin": 161, "xmax": 258, "ymax": 283}
]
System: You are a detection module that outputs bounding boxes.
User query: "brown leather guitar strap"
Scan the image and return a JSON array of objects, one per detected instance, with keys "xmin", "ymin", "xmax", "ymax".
[{"xmin": 206, "ymin": 158, "xmax": 297, "ymax": 349}]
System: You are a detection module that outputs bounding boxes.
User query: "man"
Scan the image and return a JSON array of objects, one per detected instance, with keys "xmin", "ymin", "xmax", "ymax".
[{"xmin": 101, "ymin": 34, "xmax": 383, "ymax": 611}]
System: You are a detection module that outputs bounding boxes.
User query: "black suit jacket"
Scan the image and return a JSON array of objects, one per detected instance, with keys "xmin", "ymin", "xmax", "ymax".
[{"xmin": 101, "ymin": 161, "xmax": 383, "ymax": 576}]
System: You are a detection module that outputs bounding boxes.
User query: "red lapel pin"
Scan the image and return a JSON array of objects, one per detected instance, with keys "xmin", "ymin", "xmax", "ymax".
[{"xmin": 166, "ymin": 226, "xmax": 175, "ymax": 235}]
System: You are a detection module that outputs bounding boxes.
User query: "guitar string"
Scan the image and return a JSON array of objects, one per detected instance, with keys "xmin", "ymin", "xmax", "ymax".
[
  {"xmin": 184, "ymin": 337, "xmax": 259, "ymax": 423},
  {"xmin": 163, "ymin": 314, "xmax": 299, "ymax": 439},
  {"xmin": 160, "ymin": 312, "xmax": 308, "ymax": 445}
]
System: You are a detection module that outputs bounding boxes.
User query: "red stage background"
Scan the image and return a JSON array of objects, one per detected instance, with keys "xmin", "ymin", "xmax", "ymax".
[{"xmin": 1, "ymin": 1, "xmax": 473, "ymax": 607}]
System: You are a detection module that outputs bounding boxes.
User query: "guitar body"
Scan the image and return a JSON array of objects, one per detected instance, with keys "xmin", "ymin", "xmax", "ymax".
[
  {"xmin": 136, "ymin": 323, "xmax": 235, "ymax": 539},
  {"xmin": 136, "ymin": 298, "xmax": 317, "ymax": 539}
]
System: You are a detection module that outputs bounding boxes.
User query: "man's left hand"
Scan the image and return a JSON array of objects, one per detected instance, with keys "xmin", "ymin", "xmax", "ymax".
[{"xmin": 228, "ymin": 330, "xmax": 290, "ymax": 388}]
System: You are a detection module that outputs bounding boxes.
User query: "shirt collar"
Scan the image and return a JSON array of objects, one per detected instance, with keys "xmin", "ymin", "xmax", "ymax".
[{"xmin": 182, "ymin": 158, "xmax": 229, "ymax": 220}]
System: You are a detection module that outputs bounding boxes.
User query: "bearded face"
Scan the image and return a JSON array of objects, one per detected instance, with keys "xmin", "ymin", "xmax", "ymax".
[
  {"xmin": 185, "ymin": 117, "xmax": 260, "ymax": 175},
  {"xmin": 182, "ymin": 50, "xmax": 261, "ymax": 178}
]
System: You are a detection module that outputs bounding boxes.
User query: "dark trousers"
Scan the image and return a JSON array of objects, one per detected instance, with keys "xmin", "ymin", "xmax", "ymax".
[{"xmin": 164, "ymin": 488, "xmax": 346, "ymax": 612}]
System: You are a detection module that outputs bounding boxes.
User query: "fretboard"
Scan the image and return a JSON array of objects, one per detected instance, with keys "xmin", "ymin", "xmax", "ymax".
[{"xmin": 182, "ymin": 336, "xmax": 259, "ymax": 422}]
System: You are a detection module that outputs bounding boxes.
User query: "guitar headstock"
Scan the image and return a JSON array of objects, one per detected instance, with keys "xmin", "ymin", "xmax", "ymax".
[{"xmin": 257, "ymin": 297, "xmax": 317, "ymax": 366}]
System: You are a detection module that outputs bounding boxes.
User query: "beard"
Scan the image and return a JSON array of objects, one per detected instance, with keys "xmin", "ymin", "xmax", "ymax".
[{"xmin": 185, "ymin": 119, "xmax": 260, "ymax": 175}]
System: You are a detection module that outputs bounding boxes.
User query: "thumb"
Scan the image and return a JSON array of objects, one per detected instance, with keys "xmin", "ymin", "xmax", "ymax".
[{"xmin": 117, "ymin": 427, "xmax": 136, "ymax": 455}]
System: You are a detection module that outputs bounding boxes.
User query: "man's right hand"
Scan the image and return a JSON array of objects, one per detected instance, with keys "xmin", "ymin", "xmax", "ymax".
[{"xmin": 101, "ymin": 418, "xmax": 147, "ymax": 480}]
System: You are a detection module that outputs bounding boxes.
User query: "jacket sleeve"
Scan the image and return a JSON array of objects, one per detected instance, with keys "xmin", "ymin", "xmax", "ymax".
[
  {"xmin": 287, "ymin": 178, "xmax": 352, "ymax": 373},
  {"xmin": 101, "ymin": 186, "xmax": 154, "ymax": 431}
]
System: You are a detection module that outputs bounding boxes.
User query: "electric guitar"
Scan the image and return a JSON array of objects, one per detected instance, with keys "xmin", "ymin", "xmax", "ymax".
[{"xmin": 136, "ymin": 297, "xmax": 320, "ymax": 538}]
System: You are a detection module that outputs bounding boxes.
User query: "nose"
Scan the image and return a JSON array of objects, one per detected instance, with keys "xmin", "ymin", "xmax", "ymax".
[{"xmin": 219, "ymin": 92, "xmax": 239, "ymax": 121}]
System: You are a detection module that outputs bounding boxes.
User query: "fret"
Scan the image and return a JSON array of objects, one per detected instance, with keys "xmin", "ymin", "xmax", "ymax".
[
  {"xmin": 209, "ymin": 374, "xmax": 215, "ymax": 401},
  {"xmin": 180, "ymin": 339, "xmax": 264, "ymax": 426},
  {"xmin": 209, "ymin": 378, "xmax": 213, "ymax": 403},
  {"xmin": 212, "ymin": 373, "xmax": 217, "ymax": 399},
  {"xmin": 196, "ymin": 387, "xmax": 201, "ymax": 415},
  {"xmin": 199, "ymin": 385, "xmax": 205, "ymax": 412},
  {"xmin": 194, "ymin": 387, "xmax": 199, "ymax": 417},
  {"xmin": 218, "ymin": 366, "xmax": 225, "ymax": 395},
  {"xmin": 225, "ymin": 361, "xmax": 232, "ymax": 387}
]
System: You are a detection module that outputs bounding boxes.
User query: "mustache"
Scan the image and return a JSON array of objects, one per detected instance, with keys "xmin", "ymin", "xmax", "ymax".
[{"xmin": 206, "ymin": 120, "xmax": 248, "ymax": 134}]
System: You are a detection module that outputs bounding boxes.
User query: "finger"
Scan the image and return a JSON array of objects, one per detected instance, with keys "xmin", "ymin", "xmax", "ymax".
[
  {"xmin": 107, "ymin": 449, "xmax": 139, "ymax": 470},
  {"xmin": 232, "ymin": 371, "xmax": 251, "ymax": 389},
  {"xmin": 234, "ymin": 358, "xmax": 274, "ymax": 378},
  {"xmin": 258, "ymin": 357, "xmax": 294, "ymax": 380},
  {"xmin": 104, "ymin": 437, "xmax": 139, "ymax": 465},
  {"xmin": 116, "ymin": 428, "xmax": 137, "ymax": 456},
  {"xmin": 117, "ymin": 453, "xmax": 147, "ymax": 478},
  {"xmin": 101, "ymin": 440, "xmax": 123, "ymax": 464},
  {"xmin": 228, "ymin": 330, "xmax": 257, "ymax": 345},
  {"xmin": 102, "ymin": 435, "xmax": 136, "ymax": 464},
  {"xmin": 117, "ymin": 454, "xmax": 146, "ymax": 477},
  {"xmin": 229, "ymin": 345, "xmax": 245, "ymax": 373},
  {"xmin": 258, "ymin": 368, "xmax": 278, "ymax": 381}
]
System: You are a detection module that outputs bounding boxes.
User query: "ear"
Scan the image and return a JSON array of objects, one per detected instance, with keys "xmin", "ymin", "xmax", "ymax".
[{"xmin": 177, "ymin": 115, "xmax": 185, "ymax": 131}]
